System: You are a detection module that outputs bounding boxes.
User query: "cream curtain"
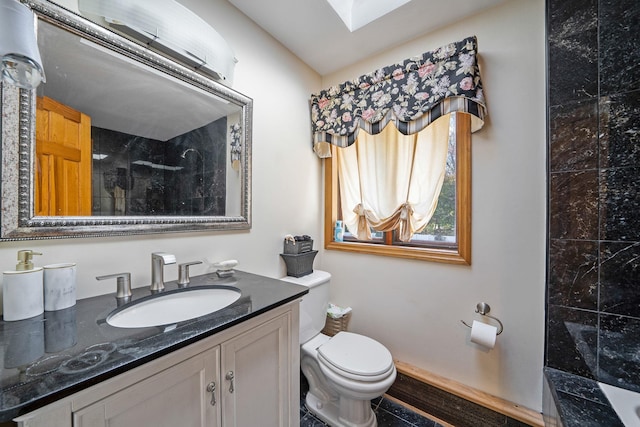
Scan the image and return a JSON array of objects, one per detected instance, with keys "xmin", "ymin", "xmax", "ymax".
[{"xmin": 337, "ymin": 115, "xmax": 451, "ymax": 242}]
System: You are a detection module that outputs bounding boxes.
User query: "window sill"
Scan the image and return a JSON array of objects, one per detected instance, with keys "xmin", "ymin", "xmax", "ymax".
[{"xmin": 325, "ymin": 240, "xmax": 470, "ymax": 265}]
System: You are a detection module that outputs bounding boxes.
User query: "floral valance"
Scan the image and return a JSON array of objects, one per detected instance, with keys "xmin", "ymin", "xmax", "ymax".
[{"xmin": 309, "ymin": 36, "xmax": 487, "ymax": 158}]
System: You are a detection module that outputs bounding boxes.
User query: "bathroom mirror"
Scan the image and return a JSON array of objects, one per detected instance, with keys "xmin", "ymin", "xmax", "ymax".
[{"xmin": 0, "ymin": 0, "xmax": 252, "ymax": 240}]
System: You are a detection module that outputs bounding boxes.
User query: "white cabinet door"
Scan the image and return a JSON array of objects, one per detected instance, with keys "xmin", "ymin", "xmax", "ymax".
[
  {"xmin": 13, "ymin": 401, "xmax": 72, "ymax": 427},
  {"xmin": 220, "ymin": 313, "xmax": 293, "ymax": 427},
  {"xmin": 73, "ymin": 347, "xmax": 221, "ymax": 427}
]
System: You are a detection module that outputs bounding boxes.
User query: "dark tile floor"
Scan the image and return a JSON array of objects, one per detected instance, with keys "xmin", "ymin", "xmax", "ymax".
[{"xmin": 300, "ymin": 375, "xmax": 445, "ymax": 427}]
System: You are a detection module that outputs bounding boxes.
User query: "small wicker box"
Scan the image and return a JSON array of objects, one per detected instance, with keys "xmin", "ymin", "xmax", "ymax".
[
  {"xmin": 283, "ymin": 239, "xmax": 313, "ymax": 254},
  {"xmin": 321, "ymin": 312, "xmax": 351, "ymax": 337}
]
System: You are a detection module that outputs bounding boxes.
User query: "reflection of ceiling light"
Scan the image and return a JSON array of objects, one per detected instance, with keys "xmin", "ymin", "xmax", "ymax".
[
  {"xmin": 325, "ymin": 0, "xmax": 412, "ymax": 32},
  {"xmin": 79, "ymin": 37, "xmax": 230, "ymax": 105},
  {"xmin": 0, "ymin": 0, "xmax": 46, "ymax": 89},
  {"xmin": 93, "ymin": 154, "xmax": 108, "ymax": 160},
  {"xmin": 78, "ymin": 0, "xmax": 236, "ymax": 84}
]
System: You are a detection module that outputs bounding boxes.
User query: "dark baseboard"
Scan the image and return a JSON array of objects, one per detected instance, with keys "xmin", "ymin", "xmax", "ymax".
[{"xmin": 387, "ymin": 361, "xmax": 543, "ymax": 427}]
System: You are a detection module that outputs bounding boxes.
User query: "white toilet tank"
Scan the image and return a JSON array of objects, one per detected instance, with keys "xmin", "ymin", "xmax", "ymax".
[{"xmin": 281, "ymin": 270, "xmax": 331, "ymax": 344}]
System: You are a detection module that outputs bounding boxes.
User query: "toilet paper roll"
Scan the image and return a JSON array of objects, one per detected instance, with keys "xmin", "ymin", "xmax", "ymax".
[{"xmin": 470, "ymin": 320, "xmax": 497, "ymax": 349}]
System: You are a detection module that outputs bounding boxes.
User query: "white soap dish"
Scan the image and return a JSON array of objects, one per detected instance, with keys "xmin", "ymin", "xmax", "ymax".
[
  {"xmin": 214, "ymin": 259, "xmax": 237, "ymax": 277},
  {"xmin": 213, "ymin": 259, "xmax": 237, "ymax": 270}
]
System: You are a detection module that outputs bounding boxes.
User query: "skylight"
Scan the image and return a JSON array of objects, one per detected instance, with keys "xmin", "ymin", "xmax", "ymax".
[{"xmin": 325, "ymin": 0, "xmax": 412, "ymax": 32}]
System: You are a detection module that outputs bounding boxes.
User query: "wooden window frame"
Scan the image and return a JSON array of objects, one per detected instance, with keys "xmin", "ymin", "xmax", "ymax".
[{"xmin": 324, "ymin": 112, "xmax": 471, "ymax": 265}]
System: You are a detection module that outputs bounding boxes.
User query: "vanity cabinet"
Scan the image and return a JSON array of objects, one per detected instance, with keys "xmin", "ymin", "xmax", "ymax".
[
  {"xmin": 74, "ymin": 347, "xmax": 220, "ymax": 427},
  {"xmin": 14, "ymin": 302, "xmax": 300, "ymax": 427}
]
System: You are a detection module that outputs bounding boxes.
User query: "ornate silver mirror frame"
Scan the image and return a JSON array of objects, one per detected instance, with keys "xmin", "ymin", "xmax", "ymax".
[{"xmin": 1, "ymin": 0, "xmax": 252, "ymax": 240}]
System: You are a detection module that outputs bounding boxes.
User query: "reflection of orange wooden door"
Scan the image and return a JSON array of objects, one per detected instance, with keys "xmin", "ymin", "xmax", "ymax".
[{"xmin": 36, "ymin": 96, "xmax": 92, "ymax": 216}]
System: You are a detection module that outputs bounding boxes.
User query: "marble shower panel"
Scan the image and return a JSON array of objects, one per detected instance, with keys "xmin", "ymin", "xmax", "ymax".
[{"xmin": 546, "ymin": 0, "xmax": 640, "ymax": 394}]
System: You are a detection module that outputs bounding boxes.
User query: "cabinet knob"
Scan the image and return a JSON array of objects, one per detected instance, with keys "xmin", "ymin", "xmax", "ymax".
[
  {"xmin": 225, "ymin": 371, "xmax": 235, "ymax": 393},
  {"xmin": 206, "ymin": 381, "xmax": 216, "ymax": 406}
]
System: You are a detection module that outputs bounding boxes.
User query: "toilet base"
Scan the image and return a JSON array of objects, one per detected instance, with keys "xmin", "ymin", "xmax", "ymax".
[{"xmin": 305, "ymin": 391, "xmax": 377, "ymax": 427}]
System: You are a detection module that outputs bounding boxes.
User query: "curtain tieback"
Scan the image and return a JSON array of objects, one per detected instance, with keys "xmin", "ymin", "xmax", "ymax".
[
  {"xmin": 398, "ymin": 203, "xmax": 414, "ymax": 242},
  {"xmin": 399, "ymin": 203, "xmax": 413, "ymax": 220},
  {"xmin": 353, "ymin": 203, "xmax": 372, "ymax": 240}
]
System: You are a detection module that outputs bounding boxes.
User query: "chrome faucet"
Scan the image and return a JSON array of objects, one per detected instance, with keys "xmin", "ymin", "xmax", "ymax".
[{"xmin": 151, "ymin": 252, "xmax": 176, "ymax": 292}]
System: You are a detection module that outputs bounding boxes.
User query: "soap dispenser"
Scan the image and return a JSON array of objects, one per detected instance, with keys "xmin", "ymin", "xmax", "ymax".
[{"xmin": 2, "ymin": 250, "xmax": 44, "ymax": 321}]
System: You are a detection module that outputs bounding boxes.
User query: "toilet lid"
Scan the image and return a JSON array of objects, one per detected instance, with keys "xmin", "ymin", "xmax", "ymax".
[{"xmin": 317, "ymin": 332, "xmax": 393, "ymax": 377}]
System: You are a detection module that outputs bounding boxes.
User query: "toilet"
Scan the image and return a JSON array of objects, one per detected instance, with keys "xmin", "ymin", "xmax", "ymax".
[{"xmin": 282, "ymin": 270, "xmax": 396, "ymax": 427}]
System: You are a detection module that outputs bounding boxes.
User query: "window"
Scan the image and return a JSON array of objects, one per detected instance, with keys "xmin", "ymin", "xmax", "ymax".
[
  {"xmin": 324, "ymin": 112, "xmax": 471, "ymax": 264},
  {"xmin": 312, "ymin": 36, "xmax": 485, "ymax": 264}
]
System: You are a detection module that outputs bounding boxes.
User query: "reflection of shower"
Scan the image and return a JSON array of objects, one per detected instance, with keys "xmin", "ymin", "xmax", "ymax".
[
  {"xmin": 180, "ymin": 148, "xmax": 203, "ymax": 161},
  {"xmin": 181, "ymin": 148, "xmax": 205, "ymax": 181},
  {"xmin": 180, "ymin": 148, "xmax": 205, "ymax": 212}
]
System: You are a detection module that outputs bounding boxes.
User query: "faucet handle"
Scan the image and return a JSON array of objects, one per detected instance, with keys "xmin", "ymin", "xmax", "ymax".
[
  {"xmin": 96, "ymin": 272, "xmax": 132, "ymax": 300},
  {"xmin": 178, "ymin": 261, "xmax": 203, "ymax": 286}
]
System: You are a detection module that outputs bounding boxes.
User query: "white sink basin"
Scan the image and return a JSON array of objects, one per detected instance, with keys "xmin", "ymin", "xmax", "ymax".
[{"xmin": 107, "ymin": 287, "xmax": 241, "ymax": 328}]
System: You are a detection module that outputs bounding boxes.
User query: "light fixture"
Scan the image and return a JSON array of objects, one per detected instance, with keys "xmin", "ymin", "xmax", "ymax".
[{"xmin": 0, "ymin": 0, "xmax": 45, "ymax": 89}]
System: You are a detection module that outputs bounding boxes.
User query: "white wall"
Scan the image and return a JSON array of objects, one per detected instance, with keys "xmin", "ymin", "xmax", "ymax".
[
  {"xmin": 0, "ymin": 0, "xmax": 546, "ymax": 413},
  {"xmin": 320, "ymin": 0, "xmax": 546, "ymax": 412},
  {"xmin": 0, "ymin": 0, "xmax": 323, "ymax": 298}
]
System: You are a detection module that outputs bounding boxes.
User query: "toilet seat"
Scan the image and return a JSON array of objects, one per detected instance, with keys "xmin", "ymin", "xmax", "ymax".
[{"xmin": 317, "ymin": 332, "xmax": 394, "ymax": 382}]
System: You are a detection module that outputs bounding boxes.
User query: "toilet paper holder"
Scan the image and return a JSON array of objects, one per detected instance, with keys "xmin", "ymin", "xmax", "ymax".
[{"xmin": 460, "ymin": 302, "xmax": 504, "ymax": 335}]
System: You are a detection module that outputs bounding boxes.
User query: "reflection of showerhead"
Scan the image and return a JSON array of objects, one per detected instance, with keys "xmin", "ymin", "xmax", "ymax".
[
  {"xmin": 180, "ymin": 148, "xmax": 205, "ymax": 180},
  {"xmin": 180, "ymin": 148, "xmax": 203, "ymax": 159}
]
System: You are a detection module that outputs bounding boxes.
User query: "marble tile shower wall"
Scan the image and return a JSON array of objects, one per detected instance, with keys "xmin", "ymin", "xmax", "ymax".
[
  {"xmin": 91, "ymin": 118, "xmax": 227, "ymax": 216},
  {"xmin": 546, "ymin": 0, "xmax": 639, "ymax": 392}
]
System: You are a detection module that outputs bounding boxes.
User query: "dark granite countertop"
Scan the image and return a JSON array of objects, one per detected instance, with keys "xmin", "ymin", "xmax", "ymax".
[
  {"xmin": 0, "ymin": 271, "xmax": 308, "ymax": 422},
  {"xmin": 544, "ymin": 368, "xmax": 624, "ymax": 427}
]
